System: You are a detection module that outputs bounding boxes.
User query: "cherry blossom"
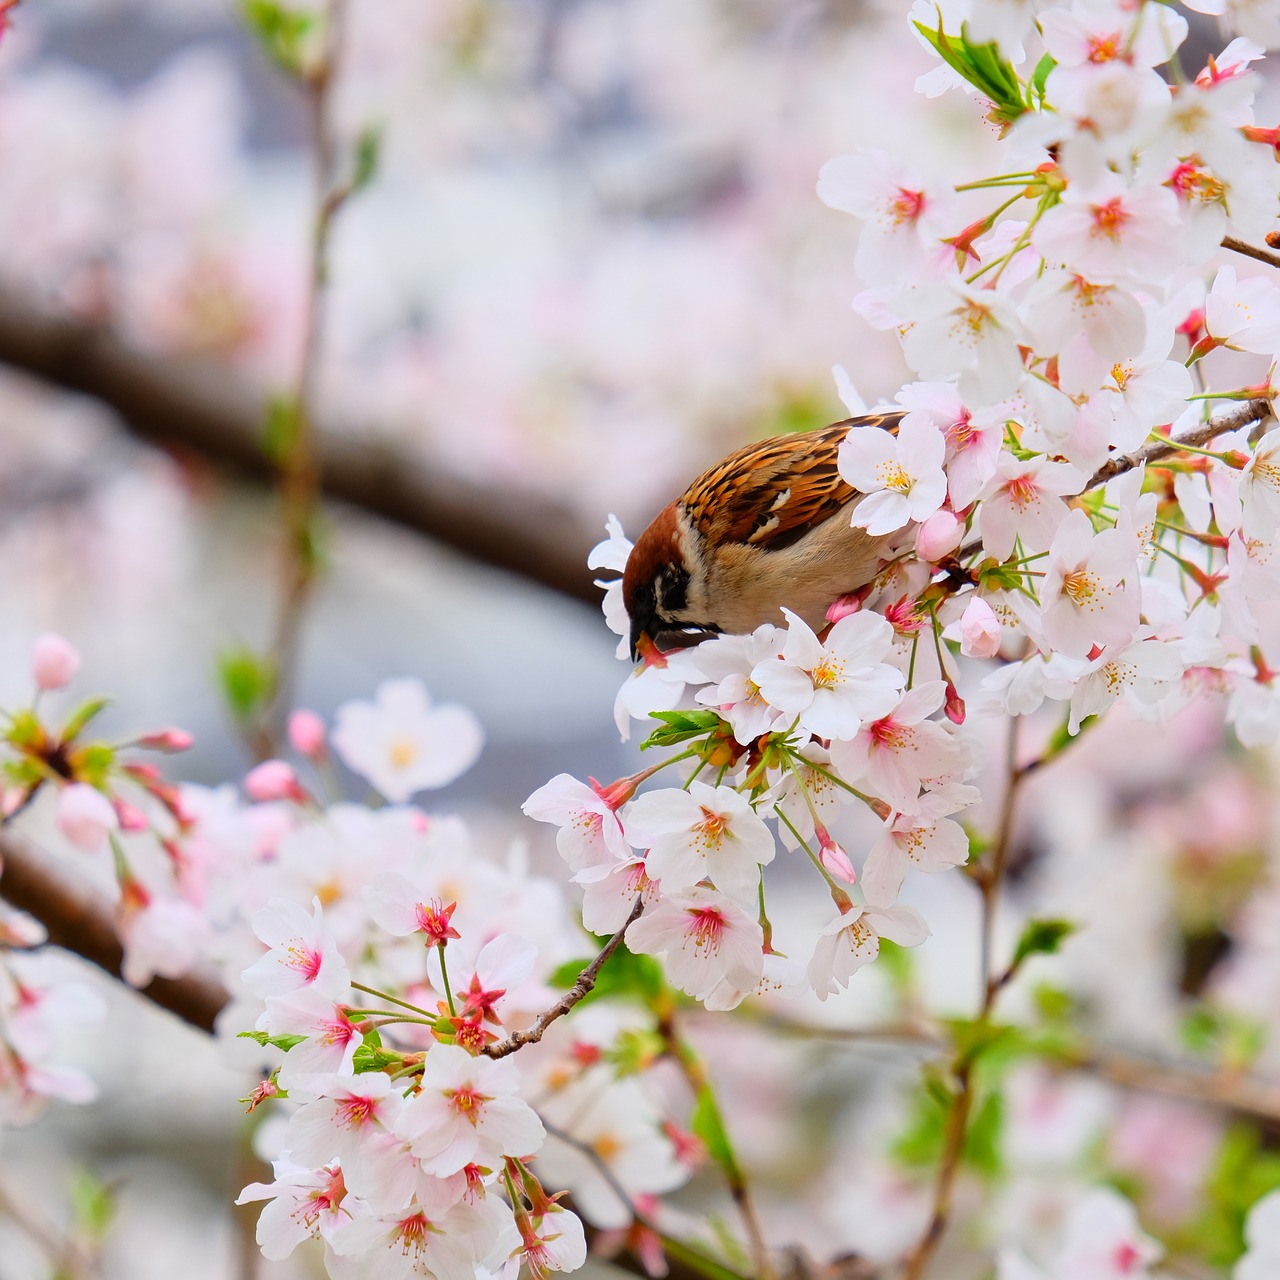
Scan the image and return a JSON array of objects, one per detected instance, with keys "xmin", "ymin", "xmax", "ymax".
[
  {"xmin": 839, "ymin": 413, "xmax": 948, "ymax": 535},
  {"xmin": 625, "ymin": 888, "xmax": 764, "ymax": 1002},
  {"xmin": 751, "ymin": 609, "xmax": 903, "ymax": 741},
  {"xmin": 331, "ymin": 678, "xmax": 483, "ymax": 802},
  {"xmin": 236, "ymin": 1161, "xmax": 352, "ymax": 1261},
  {"xmin": 395, "ymin": 1044, "xmax": 545, "ymax": 1175},
  {"xmin": 808, "ymin": 902, "xmax": 929, "ymax": 999},
  {"xmin": 977, "ymin": 457, "xmax": 1085, "ymax": 562},
  {"xmin": 521, "ymin": 774, "xmax": 631, "ymax": 883},
  {"xmin": 624, "ymin": 781, "xmax": 774, "ymax": 906},
  {"xmin": 1038, "ymin": 511, "xmax": 1140, "ymax": 659},
  {"xmin": 55, "ymin": 783, "xmax": 117, "ymax": 852},
  {"xmin": 243, "ymin": 897, "xmax": 352, "ymax": 1001}
]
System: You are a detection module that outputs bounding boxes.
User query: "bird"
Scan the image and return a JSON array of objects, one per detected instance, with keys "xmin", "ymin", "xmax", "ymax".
[{"xmin": 622, "ymin": 412, "xmax": 903, "ymax": 660}]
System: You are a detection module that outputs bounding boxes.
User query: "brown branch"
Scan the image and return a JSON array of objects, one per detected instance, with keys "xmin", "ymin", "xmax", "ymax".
[
  {"xmin": 1085, "ymin": 397, "xmax": 1274, "ymax": 489},
  {"xmin": 1222, "ymin": 235, "xmax": 1280, "ymax": 272},
  {"xmin": 0, "ymin": 286, "xmax": 600, "ymax": 606},
  {"xmin": 0, "ymin": 833, "xmax": 229, "ymax": 1034},
  {"xmin": 484, "ymin": 896, "xmax": 645, "ymax": 1060}
]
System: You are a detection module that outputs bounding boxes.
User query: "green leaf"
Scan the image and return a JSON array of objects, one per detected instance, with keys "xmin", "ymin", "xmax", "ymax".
[
  {"xmin": 912, "ymin": 20, "xmax": 1028, "ymax": 125},
  {"xmin": 262, "ymin": 394, "xmax": 302, "ymax": 465},
  {"xmin": 963, "ymin": 1089, "xmax": 1004, "ymax": 1178},
  {"xmin": 217, "ymin": 647, "xmax": 275, "ymax": 723},
  {"xmin": 69, "ymin": 1168, "xmax": 116, "ymax": 1242},
  {"xmin": 639, "ymin": 709, "xmax": 723, "ymax": 751},
  {"xmin": 690, "ymin": 1085, "xmax": 741, "ymax": 1181},
  {"xmin": 548, "ymin": 947, "xmax": 666, "ymax": 1006},
  {"xmin": 60, "ymin": 696, "xmax": 111, "ymax": 743},
  {"xmin": 1009, "ymin": 918, "xmax": 1075, "ymax": 974},
  {"xmin": 352, "ymin": 125, "xmax": 382, "ymax": 193},
  {"xmin": 1029, "ymin": 52, "xmax": 1056, "ymax": 104},
  {"xmin": 6, "ymin": 708, "xmax": 44, "ymax": 749},
  {"xmin": 352, "ymin": 1044, "xmax": 405, "ymax": 1073},
  {"xmin": 239, "ymin": 0, "xmax": 315, "ymax": 77},
  {"xmin": 237, "ymin": 1029, "xmax": 306, "ymax": 1052}
]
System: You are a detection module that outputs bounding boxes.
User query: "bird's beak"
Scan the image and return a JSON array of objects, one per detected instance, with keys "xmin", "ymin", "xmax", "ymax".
[{"xmin": 629, "ymin": 616, "xmax": 649, "ymax": 665}]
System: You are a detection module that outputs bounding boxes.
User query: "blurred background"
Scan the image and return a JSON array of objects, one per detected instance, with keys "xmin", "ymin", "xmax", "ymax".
[{"xmin": 3, "ymin": 2, "xmax": 1280, "ymax": 1277}]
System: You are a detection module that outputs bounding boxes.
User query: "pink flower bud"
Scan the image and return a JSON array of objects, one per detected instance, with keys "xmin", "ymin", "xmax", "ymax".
[
  {"xmin": 944, "ymin": 681, "xmax": 967, "ymax": 725},
  {"xmin": 914, "ymin": 510, "xmax": 964, "ymax": 562},
  {"xmin": 32, "ymin": 633, "xmax": 80, "ymax": 691},
  {"xmin": 958, "ymin": 597, "xmax": 1002, "ymax": 659},
  {"xmin": 244, "ymin": 760, "xmax": 308, "ymax": 804},
  {"xmin": 56, "ymin": 783, "xmax": 118, "ymax": 852},
  {"xmin": 815, "ymin": 823, "xmax": 857, "ymax": 883},
  {"xmin": 287, "ymin": 709, "xmax": 327, "ymax": 759},
  {"xmin": 825, "ymin": 594, "xmax": 862, "ymax": 625},
  {"xmin": 138, "ymin": 728, "xmax": 194, "ymax": 752},
  {"xmin": 114, "ymin": 799, "xmax": 149, "ymax": 832}
]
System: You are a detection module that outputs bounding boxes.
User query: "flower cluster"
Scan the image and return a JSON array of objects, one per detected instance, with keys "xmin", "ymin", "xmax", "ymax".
[{"xmin": 536, "ymin": 0, "xmax": 1280, "ymax": 1020}]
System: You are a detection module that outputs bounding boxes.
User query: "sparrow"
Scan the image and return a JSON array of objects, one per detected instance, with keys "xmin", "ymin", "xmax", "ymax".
[{"xmin": 622, "ymin": 412, "xmax": 902, "ymax": 660}]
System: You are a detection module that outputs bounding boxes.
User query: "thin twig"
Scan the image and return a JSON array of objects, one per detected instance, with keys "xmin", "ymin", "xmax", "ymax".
[
  {"xmin": 484, "ymin": 897, "xmax": 644, "ymax": 1060},
  {"xmin": 1222, "ymin": 235, "xmax": 1280, "ymax": 272},
  {"xmin": 655, "ymin": 1009, "xmax": 776, "ymax": 1280},
  {"xmin": 1085, "ymin": 397, "xmax": 1274, "ymax": 489},
  {"xmin": 0, "ymin": 1175, "xmax": 97, "ymax": 1280},
  {"xmin": 255, "ymin": 0, "xmax": 350, "ymax": 754}
]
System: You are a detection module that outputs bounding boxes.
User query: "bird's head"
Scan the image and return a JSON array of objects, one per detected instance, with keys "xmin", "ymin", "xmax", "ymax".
[{"xmin": 622, "ymin": 503, "xmax": 720, "ymax": 661}]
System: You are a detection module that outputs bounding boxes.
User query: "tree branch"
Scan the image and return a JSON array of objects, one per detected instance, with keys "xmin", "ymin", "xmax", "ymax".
[
  {"xmin": 0, "ymin": 833, "xmax": 229, "ymax": 1034},
  {"xmin": 0, "ymin": 286, "xmax": 600, "ymax": 606},
  {"xmin": 1222, "ymin": 236, "xmax": 1280, "ymax": 272},
  {"xmin": 484, "ymin": 897, "xmax": 644, "ymax": 1060},
  {"xmin": 1085, "ymin": 397, "xmax": 1274, "ymax": 489}
]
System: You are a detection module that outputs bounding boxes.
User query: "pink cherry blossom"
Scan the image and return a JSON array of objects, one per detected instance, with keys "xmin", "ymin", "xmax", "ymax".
[
  {"xmin": 860, "ymin": 809, "xmax": 972, "ymax": 907},
  {"xmin": 395, "ymin": 1044, "xmax": 544, "ymax": 1175},
  {"xmin": 751, "ymin": 609, "xmax": 903, "ymax": 741},
  {"xmin": 332, "ymin": 678, "xmax": 483, "ymax": 802},
  {"xmin": 1033, "ymin": 175, "xmax": 1181, "ymax": 286},
  {"xmin": 958, "ymin": 597, "xmax": 1002, "ymax": 658},
  {"xmin": 623, "ymin": 781, "xmax": 774, "ymax": 906},
  {"xmin": 31, "ymin": 632, "xmax": 80, "ymax": 690},
  {"xmin": 915, "ymin": 509, "xmax": 965, "ymax": 562},
  {"xmin": 829, "ymin": 682, "xmax": 969, "ymax": 812},
  {"xmin": 977, "ymin": 457, "xmax": 1085, "ymax": 562},
  {"xmin": 285, "ymin": 1072, "xmax": 408, "ymax": 1169},
  {"xmin": 522, "ymin": 773, "xmax": 631, "ymax": 883},
  {"xmin": 808, "ymin": 902, "xmax": 929, "ymax": 1000},
  {"xmin": 235, "ymin": 1161, "xmax": 352, "ymax": 1261},
  {"xmin": 625, "ymin": 889, "xmax": 764, "ymax": 1003},
  {"xmin": 817, "ymin": 150, "xmax": 952, "ymax": 286},
  {"xmin": 690, "ymin": 626, "xmax": 786, "ymax": 745},
  {"xmin": 839, "ymin": 413, "xmax": 948, "ymax": 535},
  {"xmin": 1039, "ymin": 511, "xmax": 1140, "ymax": 660},
  {"xmin": 1202, "ymin": 264, "xmax": 1280, "ymax": 355},
  {"xmin": 242, "ymin": 896, "xmax": 352, "ymax": 1001}
]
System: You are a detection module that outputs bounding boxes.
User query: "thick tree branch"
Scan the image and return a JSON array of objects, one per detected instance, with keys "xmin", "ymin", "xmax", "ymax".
[
  {"xmin": 0, "ymin": 286, "xmax": 600, "ymax": 605},
  {"xmin": 0, "ymin": 833, "xmax": 229, "ymax": 1034}
]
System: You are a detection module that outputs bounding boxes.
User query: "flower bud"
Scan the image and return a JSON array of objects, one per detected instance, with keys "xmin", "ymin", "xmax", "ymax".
[
  {"xmin": 57, "ymin": 783, "xmax": 118, "ymax": 852},
  {"xmin": 114, "ymin": 799, "xmax": 150, "ymax": 832},
  {"xmin": 138, "ymin": 728, "xmax": 194, "ymax": 753},
  {"xmin": 815, "ymin": 823, "xmax": 857, "ymax": 883},
  {"xmin": 958, "ymin": 597, "xmax": 1002, "ymax": 658},
  {"xmin": 244, "ymin": 760, "xmax": 308, "ymax": 804},
  {"xmin": 32, "ymin": 633, "xmax": 80, "ymax": 691},
  {"xmin": 287, "ymin": 708, "xmax": 327, "ymax": 759},
  {"xmin": 914, "ymin": 509, "xmax": 964, "ymax": 562},
  {"xmin": 825, "ymin": 594, "xmax": 862, "ymax": 625}
]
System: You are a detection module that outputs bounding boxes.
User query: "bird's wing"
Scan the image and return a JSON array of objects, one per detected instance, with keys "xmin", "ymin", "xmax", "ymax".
[{"xmin": 681, "ymin": 413, "xmax": 902, "ymax": 552}]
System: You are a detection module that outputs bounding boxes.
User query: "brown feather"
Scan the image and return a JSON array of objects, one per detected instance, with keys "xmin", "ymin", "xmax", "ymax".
[{"xmin": 681, "ymin": 414, "xmax": 901, "ymax": 552}]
